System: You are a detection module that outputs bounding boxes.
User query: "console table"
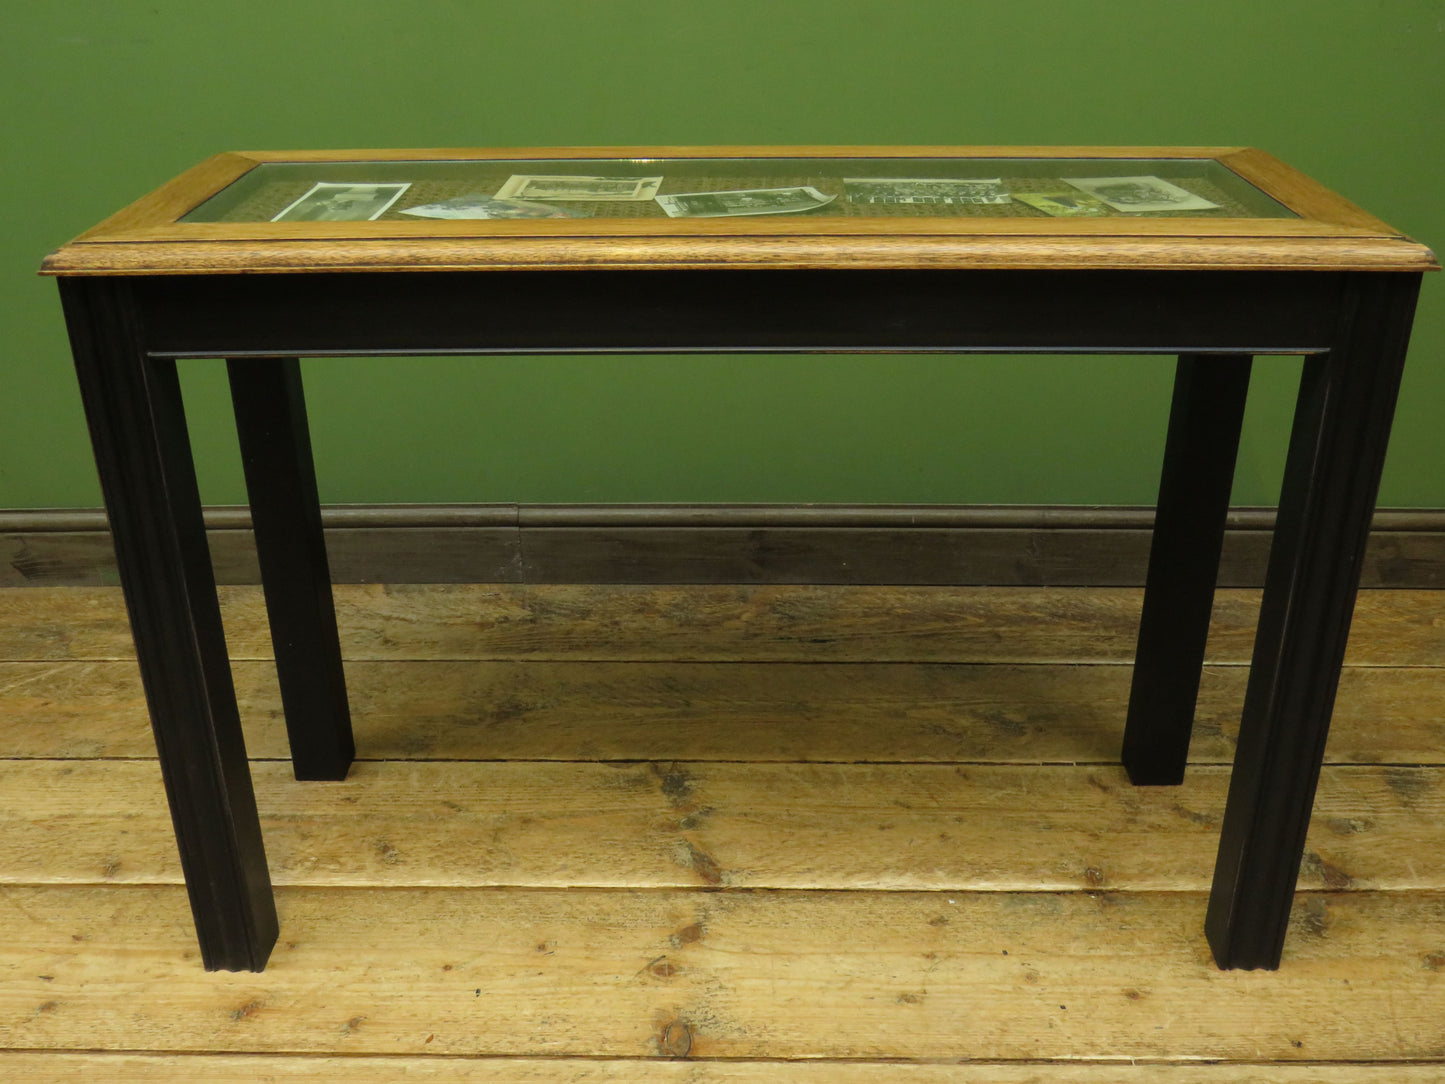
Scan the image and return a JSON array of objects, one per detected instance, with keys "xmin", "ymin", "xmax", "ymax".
[{"xmin": 41, "ymin": 146, "xmax": 1436, "ymax": 972}]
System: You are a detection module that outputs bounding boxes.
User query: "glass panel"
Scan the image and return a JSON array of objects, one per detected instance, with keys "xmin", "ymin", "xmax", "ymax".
[{"xmin": 184, "ymin": 156, "xmax": 1296, "ymax": 223}]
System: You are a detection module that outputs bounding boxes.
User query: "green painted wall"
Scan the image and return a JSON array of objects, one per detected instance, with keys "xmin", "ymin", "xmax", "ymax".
[{"xmin": 3, "ymin": 1, "xmax": 1440, "ymax": 510}]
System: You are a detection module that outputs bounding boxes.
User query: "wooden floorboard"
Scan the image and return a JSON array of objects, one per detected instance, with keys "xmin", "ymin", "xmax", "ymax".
[
  {"xmin": 0, "ymin": 583, "xmax": 1442, "ymax": 1070},
  {"xmin": 3, "ymin": 659, "xmax": 1444, "ymax": 764},
  {"xmin": 0, "ymin": 760, "xmax": 1440, "ymax": 892},
  {"xmin": 5, "ymin": 1055, "xmax": 1445, "ymax": 1081},
  {"xmin": 2, "ymin": 583, "xmax": 1442, "ymax": 664},
  {"xmin": 3, "ymin": 885, "xmax": 1445, "ymax": 1060}
]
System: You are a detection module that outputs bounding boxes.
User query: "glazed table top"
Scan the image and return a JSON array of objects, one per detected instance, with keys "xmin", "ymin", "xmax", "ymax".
[
  {"xmin": 45, "ymin": 145, "xmax": 1435, "ymax": 974},
  {"xmin": 42, "ymin": 146, "xmax": 1438, "ymax": 276}
]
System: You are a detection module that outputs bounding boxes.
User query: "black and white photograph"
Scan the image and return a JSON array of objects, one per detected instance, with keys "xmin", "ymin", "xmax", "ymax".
[
  {"xmin": 844, "ymin": 177, "xmax": 1011, "ymax": 205},
  {"xmin": 495, "ymin": 174, "xmax": 663, "ymax": 200},
  {"xmin": 655, "ymin": 186, "xmax": 835, "ymax": 217},
  {"xmin": 1013, "ymin": 189, "xmax": 1111, "ymax": 217},
  {"xmin": 1064, "ymin": 175, "xmax": 1219, "ymax": 212},
  {"xmin": 399, "ymin": 194, "xmax": 584, "ymax": 219},
  {"xmin": 270, "ymin": 181, "xmax": 411, "ymax": 221}
]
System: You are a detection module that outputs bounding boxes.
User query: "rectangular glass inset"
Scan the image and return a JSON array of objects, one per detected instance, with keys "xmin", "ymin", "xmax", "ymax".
[{"xmin": 184, "ymin": 156, "xmax": 1297, "ymax": 222}]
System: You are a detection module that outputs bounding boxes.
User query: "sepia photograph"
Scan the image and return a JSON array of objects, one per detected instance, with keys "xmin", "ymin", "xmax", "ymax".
[
  {"xmin": 655, "ymin": 186, "xmax": 836, "ymax": 217},
  {"xmin": 270, "ymin": 181, "xmax": 411, "ymax": 222},
  {"xmin": 495, "ymin": 174, "xmax": 663, "ymax": 200},
  {"xmin": 1065, "ymin": 175, "xmax": 1219, "ymax": 212},
  {"xmin": 844, "ymin": 177, "xmax": 1010, "ymax": 205}
]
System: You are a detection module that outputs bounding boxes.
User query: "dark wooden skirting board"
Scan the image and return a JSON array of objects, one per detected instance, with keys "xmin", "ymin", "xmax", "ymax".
[{"xmin": 3, "ymin": 504, "xmax": 1443, "ymax": 589}]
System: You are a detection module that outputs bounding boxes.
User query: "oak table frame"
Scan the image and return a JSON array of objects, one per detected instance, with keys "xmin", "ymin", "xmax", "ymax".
[{"xmin": 42, "ymin": 146, "xmax": 1437, "ymax": 972}]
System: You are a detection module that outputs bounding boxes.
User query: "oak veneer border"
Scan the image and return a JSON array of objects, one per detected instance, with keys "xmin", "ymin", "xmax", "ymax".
[
  {"xmin": 69, "ymin": 152, "xmax": 257, "ymax": 243},
  {"xmin": 63, "ymin": 145, "xmax": 1268, "ymax": 251},
  {"xmin": 1217, "ymin": 148, "xmax": 1399, "ymax": 234},
  {"xmin": 39, "ymin": 234, "xmax": 1438, "ymax": 274},
  {"xmin": 43, "ymin": 146, "xmax": 1437, "ymax": 274},
  {"xmin": 63, "ymin": 146, "xmax": 1265, "ymax": 250}
]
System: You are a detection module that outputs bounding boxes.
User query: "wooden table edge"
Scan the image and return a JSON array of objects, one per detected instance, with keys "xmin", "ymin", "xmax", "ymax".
[
  {"xmin": 71, "ymin": 152, "xmax": 258, "ymax": 242},
  {"xmin": 1217, "ymin": 148, "xmax": 1401, "ymax": 233},
  {"xmin": 39, "ymin": 234, "xmax": 1440, "ymax": 276},
  {"xmin": 58, "ymin": 145, "xmax": 1402, "ymax": 244},
  {"xmin": 44, "ymin": 146, "xmax": 1436, "ymax": 275}
]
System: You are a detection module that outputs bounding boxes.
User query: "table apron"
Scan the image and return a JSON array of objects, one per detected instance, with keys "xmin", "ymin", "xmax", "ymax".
[{"xmin": 130, "ymin": 268, "xmax": 1348, "ymax": 358}]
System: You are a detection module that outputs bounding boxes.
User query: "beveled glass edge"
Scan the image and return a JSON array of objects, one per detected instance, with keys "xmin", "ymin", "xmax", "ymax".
[{"xmin": 236, "ymin": 144, "xmax": 1253, "ymax": 163}]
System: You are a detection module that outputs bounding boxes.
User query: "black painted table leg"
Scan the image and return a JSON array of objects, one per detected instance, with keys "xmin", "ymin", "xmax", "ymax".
[
  {"xmin": 59, "ymin": 278, "xmax": 277, "ymax": 972},
  {"xmin": 228, "ymin": 358, "xmax": 354, "ymax": 780},
  {"xmin": 1122, "ymin": 354, "xmax": 1252, "ymax": 785},
  {"xmin": 1206, "ymin": 273, "xmax": 1422, "ymax": 970}
]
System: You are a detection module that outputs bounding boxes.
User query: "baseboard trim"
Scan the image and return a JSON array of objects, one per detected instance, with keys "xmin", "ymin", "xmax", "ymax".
[{"xmin": 4, "ymin": 503, "xmax": 1443, "ymax": 588}]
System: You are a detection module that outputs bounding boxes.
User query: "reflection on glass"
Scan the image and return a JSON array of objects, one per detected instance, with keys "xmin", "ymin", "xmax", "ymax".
[{"xmin": 184, "ymin": 157, "xmax": 1296, "ymax": 223}]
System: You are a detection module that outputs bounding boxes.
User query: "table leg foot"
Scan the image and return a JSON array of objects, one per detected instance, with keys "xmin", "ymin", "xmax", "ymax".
[
  {"xmin": 1122, "ymin": 354, "xmax": 1250, "ymax": 786},
  {"xmin": 1205, "ymin": 274, "xmax": 1420, "ymax": 969},
  {"xmin": 229, "ymin": 358, "xmax": 354, "ymax": 781},
  {"xmin": 62, "ymin": 280, "xmax": 278, "ymax": 971}
]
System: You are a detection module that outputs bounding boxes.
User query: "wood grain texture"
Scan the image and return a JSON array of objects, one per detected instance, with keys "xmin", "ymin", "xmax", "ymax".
[
  {"xmin": 1219, "ymin": 149, "xmax": 1402, "ymax": 233},
  {"xmin": 1, "ymin": 658, "xmax": 1443, "ymax": 765},
  {"xmin": 43, "ymin": 146, "xmax": 1436, "ymax": 273},
  {"xmin": 45, "ymin": 145, "xmax": 1262, "ymax": 264},
  {"xmin": 2, "ymin": 584, "xmax": 1442, "ymax": 665},
  {"xmin": 518, "ymin": 526, "xmax": 1176, "ymax": 588},
  {"xmin": 0, "ymin": 759, "xmax": 1438, "ymax": 892},
  {"xmin": 8, "ymin": 509, "xmax": 1445, "ymax": 589},
  {"xmin": 2, "ymin": 579, "xmax": 1443, "ymax": 1071},
  {"xmin": 65, "ymin": 152, "xmax": 258, "ymax": 242},
  {"xmin": 3, "ymin": 884, "xmax": 1444, "ymax": 1059},
  {"xmin": 40, "ymin": 233, "xmax": 1437, "ymax": 275},
  {"xmin": 1, "ymin": 525, "xmax": 523, "ymax": 587},
  {"xmin": 6, "ymin": 1053, "xmax": 1445, "ymax": 1082}
]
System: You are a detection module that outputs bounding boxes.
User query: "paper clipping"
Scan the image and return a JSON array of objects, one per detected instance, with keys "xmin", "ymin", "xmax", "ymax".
[
  {"xmin": 1064, "ymin": 176, "xmax": 1219, "ymax": 213},
  {"xmin": 271, "ymin": 182, "xmax": 412, "ymax": 222},
  {"xmin": 843, "ymin": 178, "xmax": 1010, "ymax": 205},
  {"xmin": 656, "ymin": 186, "xmax": 836, "ymax": 218},
  {"xmin": 496, "ymin": 175, "xmax": 664, "ymax": 201},
  {"xmin": 400, "ymin": 195, "xmax": 584, "ymax": 219}
]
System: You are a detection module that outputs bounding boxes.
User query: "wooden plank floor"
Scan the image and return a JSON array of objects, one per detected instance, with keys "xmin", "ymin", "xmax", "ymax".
[{"xmin": 1, "ymin": 583, "xmax": 1443, "ymax": 1079}]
